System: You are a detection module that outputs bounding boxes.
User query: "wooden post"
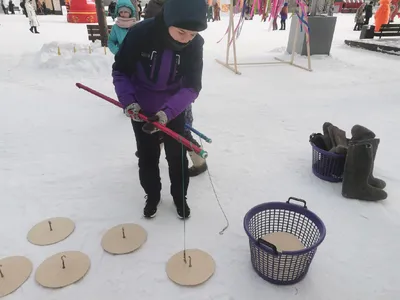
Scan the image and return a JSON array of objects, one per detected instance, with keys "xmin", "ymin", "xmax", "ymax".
[
  {"xmin": 94, "ymin": 0, "xmax": 108, "ymax": 47},
  {"xmin": 225, "ymin": 3, "xmax": 232, "ymax": 65},
  {"xmin": 290, "ymin": 20, "xmax": 300, "ymax": 64},
  {"xmin": 229, "ymin": 1, "xmax": 239, "ymax": 74}
]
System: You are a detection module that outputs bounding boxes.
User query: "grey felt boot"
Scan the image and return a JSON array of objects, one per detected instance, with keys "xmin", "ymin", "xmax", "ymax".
[
  {"xmin": 366, "ymin": 138, "xmax": 386, "ymax": 189},
  {"xmin": 322, "ymin": 122, "xmax": 333, "ymax": 150},
  {"xmin": 327, "ymin": 125, "xmax": 348, "ymax": 154},
  {"xmin": 351, "ymin": 125, "xmax": 376, "ymax": 141},
  {"xmin": 342, "ymin": 142, "xmax": 387, "ymax": 201}
]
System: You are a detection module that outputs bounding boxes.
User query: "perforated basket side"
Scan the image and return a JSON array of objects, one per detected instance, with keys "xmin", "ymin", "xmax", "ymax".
[{"xmin": 311, "ymin": 143, "xmax": 346, "ymax": 182}]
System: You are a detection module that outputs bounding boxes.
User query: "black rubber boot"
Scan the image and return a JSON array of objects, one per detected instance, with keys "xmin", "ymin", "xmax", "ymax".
[{"xmin": 342, "ymin": 142, "xmax": 387, "ymax": 201}]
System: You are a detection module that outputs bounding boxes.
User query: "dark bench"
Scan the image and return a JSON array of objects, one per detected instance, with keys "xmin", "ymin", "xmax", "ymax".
[
  {"xmin": 374, "ymin": 23, "xmax": 400, "ymax": 39},
  {"xmin": 359, "ymin": 24, "xmax": 400, "ymax": 39},
  {"xmin": 86, "ymin": 24, "xmax": 113, "ymax": 43}
]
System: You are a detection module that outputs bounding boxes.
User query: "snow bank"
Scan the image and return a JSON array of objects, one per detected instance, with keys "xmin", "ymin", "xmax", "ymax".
[{"xmin": 17, "ymin": 41, "xmax": 114, "ymax": 78}]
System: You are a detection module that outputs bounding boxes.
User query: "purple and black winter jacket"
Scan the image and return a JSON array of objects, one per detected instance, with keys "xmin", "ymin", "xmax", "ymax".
[{"xmin": 112, "ymin": 15, "xmax": 204, "ymax": 121}]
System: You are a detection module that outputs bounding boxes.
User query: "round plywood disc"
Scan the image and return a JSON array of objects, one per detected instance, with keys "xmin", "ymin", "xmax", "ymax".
[
  {"xmin": 101, "ymin": 223, "xmax": 147, "ymax": 255},
  {"xmin": 27, "ymin": 217, "xmax": 75, "ymax": 246},
  {"xmin": 262, "ymin": 232, "xmax": 305, "ymax": 252},
  {"xmin": 0, "ymin": 256, "xmax": 33, "ymax": 298},
  {"xmin": 166, "ymin": 249, "xmax": 215, "ymax": 286},
  {"xmin": 35, "ymin": 251, "xmax": 90, "ymax": 288}
]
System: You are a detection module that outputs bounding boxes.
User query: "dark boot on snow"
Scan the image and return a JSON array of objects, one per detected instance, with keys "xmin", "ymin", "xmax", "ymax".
[
  {"xmin": 322, "ymin": 122, "xmax": 333, "ymax": 150},
  {"xmin": 328, "ymin": 125, "xmax": 348, "ymax": 154},
  {"xmin": 351, "ymin": 124, "xmax": 376, "ymax": 141},
  {"xmin": 174, "ymin": 198, "xmax": 191, "ymax": 219},
  {"xmin": 342, "ymin": 142, "xmax": 387, "ymax": 201},
  {"xmin": 367, "ymin": 138, "xmax": 386, "ymax": 189},
  {"xmin": 350, "ymin": 125, "xmax": 385, "ymax": 189},
  {"xmin": 143, "ymin": 194, "xmax": 161, "ymax": 218}
]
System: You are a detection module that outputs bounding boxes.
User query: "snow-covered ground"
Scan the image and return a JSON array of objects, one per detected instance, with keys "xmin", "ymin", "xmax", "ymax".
[{"xmin": 1, "ymin": 11, "xmax": 400, "ymax": 300}]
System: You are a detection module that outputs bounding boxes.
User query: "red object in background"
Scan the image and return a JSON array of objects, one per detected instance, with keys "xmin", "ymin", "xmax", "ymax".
[
  {"xmin": 67, "ymin": 0, "xmax": 98, "ymax": 23},
  {"xmin": 390, "ymin": 0, "xmax": 400, "ymax": 22}
]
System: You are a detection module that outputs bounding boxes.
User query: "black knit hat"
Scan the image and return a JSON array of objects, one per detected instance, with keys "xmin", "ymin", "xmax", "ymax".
[{"xmin": 163, "ymin": 0, "xmax": 207, "ymax": 32}]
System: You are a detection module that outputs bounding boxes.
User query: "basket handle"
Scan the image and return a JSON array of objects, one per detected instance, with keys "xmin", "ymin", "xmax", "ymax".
[
  {"xmin": 287, "ymin": 197, "xmax": 307, "ymax": 209},
  {"xmin": 257, "ymin": 238, "xmax": 279, "ymax": 255}
]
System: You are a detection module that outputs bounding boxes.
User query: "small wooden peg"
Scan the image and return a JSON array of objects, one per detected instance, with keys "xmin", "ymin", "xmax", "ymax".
[{"xmin": 61, "ymin": 255, "xmax": 66, "ymax": 269}]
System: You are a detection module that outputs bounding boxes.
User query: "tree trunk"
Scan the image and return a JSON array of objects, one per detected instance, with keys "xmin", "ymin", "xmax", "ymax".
[{"xmin": 95, "ymin": 0, "xmax": 108, "ymax": 47}]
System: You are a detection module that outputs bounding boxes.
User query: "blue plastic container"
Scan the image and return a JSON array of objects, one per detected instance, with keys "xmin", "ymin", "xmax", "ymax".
[{"xmin": 310, "ymin": 137, "xmax": 346, "ymax": 182}]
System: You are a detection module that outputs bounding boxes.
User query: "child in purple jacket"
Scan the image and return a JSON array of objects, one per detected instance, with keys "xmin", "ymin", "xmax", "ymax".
[{"xmin": 112, "ymin": 0, "xmax": 207, "ymax": 219}]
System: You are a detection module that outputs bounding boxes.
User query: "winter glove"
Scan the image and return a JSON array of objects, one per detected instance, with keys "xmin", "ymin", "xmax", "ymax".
[
  {"xmin": 124, "ymin": 103, "xmax": 142, "ymax": 122},
  {"xmin": 142, "ymin": 111, "xmax": 168, "ymax": 134}
]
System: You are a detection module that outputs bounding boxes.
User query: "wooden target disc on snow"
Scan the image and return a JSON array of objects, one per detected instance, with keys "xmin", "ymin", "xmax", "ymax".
[
  {"xmin": 166, "ymin": 249, "xmax": 215, "ymax": 286},
  {"xmin": 35, "ymin": 251, "xmax": 90, "ymax": 288},
  {"xmin": 261, "ymin": 232, "xmax": 305, "ymax": 252},
  {"xmin": 101, "ymin": 223, "xmax": 147, "ymax": 255},
  {"xmin": 0, "ymin": 256, "xmax": 33, "ymax": 298},
  {"xmin": 27, "ymin": 217, "xmax": 75, "ymax": 246}
]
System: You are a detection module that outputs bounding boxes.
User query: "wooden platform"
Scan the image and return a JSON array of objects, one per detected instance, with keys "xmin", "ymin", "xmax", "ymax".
[{"xmin": 344, "ymin": 38, "xmax": 400, "ymax": 56}]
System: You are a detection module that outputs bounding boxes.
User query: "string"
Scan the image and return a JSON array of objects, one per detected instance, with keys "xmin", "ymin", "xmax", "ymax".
[
  {"xmin": 181, "ymin": 140, "xmax": 187, "ymax": 263},
  {"xmin": 200, "ymin": 139, "xmax": 229, "ymax": 235}
]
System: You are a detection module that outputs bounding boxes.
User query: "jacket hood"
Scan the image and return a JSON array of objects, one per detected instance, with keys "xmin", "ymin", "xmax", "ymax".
[{"xmin": 114, "ymin": 0, "xmax": 136, "ymax": 18}]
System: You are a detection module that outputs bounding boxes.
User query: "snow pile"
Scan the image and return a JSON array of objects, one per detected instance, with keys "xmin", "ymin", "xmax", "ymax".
[{"xmin": 18, "ymin": 41, "xmax": 114, "ymax": 78}]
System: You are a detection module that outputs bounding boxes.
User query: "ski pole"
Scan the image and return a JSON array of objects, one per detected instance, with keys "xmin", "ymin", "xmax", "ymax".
[
  {"xmin": 184, "ymin": 124, "xmax": 212, "ymax": 144},
  {"xmin": 75, "ymin": 84, "xmax": 211, "ymax": 144},
  {"xmin": 75, "ymin": 83, "xmax": 208, "ymax": 159}
]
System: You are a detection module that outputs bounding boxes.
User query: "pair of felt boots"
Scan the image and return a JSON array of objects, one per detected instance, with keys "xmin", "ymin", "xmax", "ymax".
[
  {"xmin": 342, "ymin": 125, "xmax": 387, "ymax": 201},
  {"xmin": 315, "ymin": 123, "xmax": 387, "ymax": 201}
]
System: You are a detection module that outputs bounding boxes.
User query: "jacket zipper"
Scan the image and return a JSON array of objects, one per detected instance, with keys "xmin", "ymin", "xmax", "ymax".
[
  {"xmin": 170, "ymin": 54, "xmax": 180, "ymax": 83},
  {"xmin": 150, "ymin": 51, "xmax": 157, "ymax": 80}
]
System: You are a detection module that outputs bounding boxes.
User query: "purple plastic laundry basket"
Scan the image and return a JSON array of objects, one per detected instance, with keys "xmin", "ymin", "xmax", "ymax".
[
  {"xmin": 243, "ymin": 197, "xmax": 326, "ymax": 285},
  {"xmin": 310, "ymin": 135, "xmax": 346, "ymax": 182}
]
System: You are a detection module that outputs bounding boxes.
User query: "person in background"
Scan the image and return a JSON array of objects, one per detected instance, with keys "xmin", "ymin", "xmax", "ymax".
[
  {"xmin": 20, "ymin": 0, "xmax": 28, "ymax": 17},
  {"xmin": 26, "ymin": 0, "xmax": 39, "ymax": 33},
  {"xmin": 1, "ymin": 0, "xmax": 9, "ymax": 14},
  {"xmin": 107, "ymin": 0, "xmax": 136, "ymax": 55},
  {"xmin": 112, "ymin": 0, "xmax": 207, "ymax": 218},
  {"xmin": 108, "ymin": 0, "xmax": 116, "ymax": 20},
  {"xmin": 137, "ymin": 0, "xmax": 142, "ymax": 19},
  {"xmin": 280, "ymin": 3, "xmax": 288, "ymax": 30},
  {"xmin": 364, "ymin": 1, "xmax": 374, "ymax": 24},
  {"xmin": 354, "ymin": 2, "xmax": 366, "ymax": 30},
  {"xmin": 213, "ymin": 2, "xmax": 220, "ymax": 21},
  {"xmin": 207, "ymin": 4, "xmax": 213, "ymax": 22},
  {"xmin": 143, "ymin": 0, "xmax": 164, "ymax": 19},
  {"xmin": 8, "ymin": 0, "xmax": 15, "ymax": 14}
]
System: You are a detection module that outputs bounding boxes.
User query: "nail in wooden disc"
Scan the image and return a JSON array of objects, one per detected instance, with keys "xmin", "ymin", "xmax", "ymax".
[
  {"xmin": 101, "ymin": 223, "xmax": 147, "ymax": 255},
  {"xmin": 262, "ymin": 232, "xmax": 305, "ymax": 252},
  {"xmin": 0, "ymin": 256, "xmax": 33, "ymax": 298},
  {"xmin": 35, "ymin": 251, "xmax": 90, "ymax": 288},
  {"xmin": 27, "ymin": 217, "xmax": 75, "ymax": 246},
  {"xmin": 166, "ymin": 249, "xmax": 215, "ymax": 286}
]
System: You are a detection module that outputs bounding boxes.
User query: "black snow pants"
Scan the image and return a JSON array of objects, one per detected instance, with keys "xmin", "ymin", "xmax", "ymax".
[{"xmin": 131, "ymin": 112, "xmax": 189, "ymax": 203}]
